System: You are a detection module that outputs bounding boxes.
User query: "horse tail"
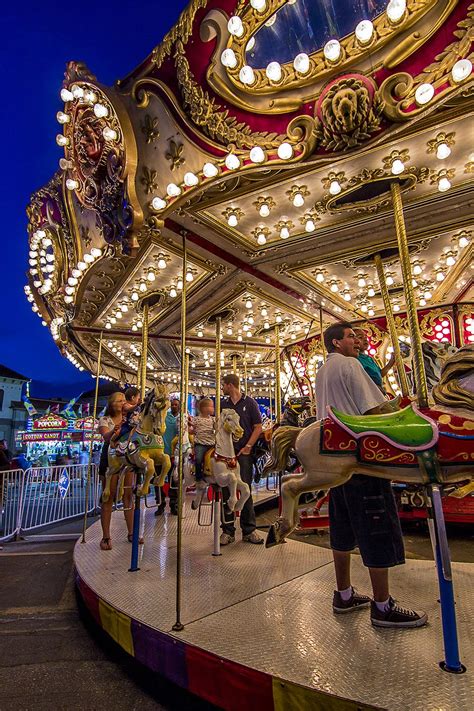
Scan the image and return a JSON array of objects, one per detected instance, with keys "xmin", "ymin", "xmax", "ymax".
[{"xmin": 262, "ymin": 426, "xmax": 300, "ymax": 476}]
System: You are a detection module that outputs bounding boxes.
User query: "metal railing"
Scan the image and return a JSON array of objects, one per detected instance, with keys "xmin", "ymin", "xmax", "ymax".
[{"xmin": 0, "ymin": 464, "xmax": 99, "ymax": 541}]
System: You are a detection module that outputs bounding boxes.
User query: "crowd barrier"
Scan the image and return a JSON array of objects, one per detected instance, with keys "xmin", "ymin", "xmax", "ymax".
[{"xmin": 0, "ymin": 464, "xmax": 99, "ymax": 542}]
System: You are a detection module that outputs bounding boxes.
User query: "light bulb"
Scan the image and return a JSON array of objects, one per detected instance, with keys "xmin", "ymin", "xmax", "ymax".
[
  {"xmin": 84, "ymin": 90, "xmax": 97, "ymax": 104},
  {"xmin": 386, "ymin": 274, "xmax": 394, "ymax": 286},
  {"xmin": 264, "ymin": 321, "xmax": 270, "ymax": 330},
  {"xmin": 203, "ymin": 162, "xmax": 219, "ymax": 178},
  {"xmin": 120, "ymin": 303, "xmax": 128, "ymax": 313},
  {"xmin": 436, "ymin": 143, "xmax": 451, "ymax": 160},
  {"xmin": 166, "ymin": 183, "xmax": 181, "ymax": 197},
  {"xmin": 280, "ymin": 226, "xmax": 289, "ymax": 239},
  {"xmin": 227, "ymin": 327, "xmax": 233, "ymax": 335},
  {"xmin": 419, "ymin": 299, "xmax": 426, "ymax": 307},
  {"xmin": 184, "ymin": 172, "xmax": 199, "ymax": 187},
  {"xmin": 152, "ymin": 197, "xmax": 166, "ymax": 210},
  {"xmin": 257, "ymin": 233, "xmax": 267, "ymax": 245},
  {"xmin": 261, "ymin": 308, "xmax": 267, "ymax": 316},
  {"xmin": 227, "ymin": 213, "xmax": 238, "ymax": 227},
  {"xmin": 90, "ymin": 247, "xmax": 102, "ymax": 258},
  {"xmin": 239, "ymin": 65, "xmax": 255, "ymax": 85},
  {"xmin": 329, "ymin": 180, "xmax": 341, "ymax": 195},
  {"xmin": 355, "ymin": 20, "xmax": 374, "ymax": 44},
  {"xmin": 446, "ymin": 254, "xmax": 456, "ymax": 266},
  {"xmin": 56, "ymin": 111, "xmax": 70, "ymax": 124},
  {"xmin": 387, "ymin": 0, "xmax": 406, "ymax": 23},
  {"xmin": 415, "ymin": 83, "xmax": 434, "ymax": 105},
  {"xmin": 391, "ymin": 159, "xmax": 404, "ymax": 175},
  {"xmin": 147, "ymin": 270, "xmax": 156, "ymax": 281},
  {"xmin": 139, "ymin": 281, "xmax": 147, "ymax": 292},
  {"xmin": 65, "ymin": 286, "xmax": 74, "ymax": 295},
  {"xmin": 424, "ymin": 290, "xmax": 432, "ymax": 300},
  {"xmin": 197, "ymin": 330, "xmax": 203, "ymax": 338},
  {"xmin": 65, "ymin": 179, "xmax": 78, "ymax": 190},
  {"xmin": 245, "ymin": 299, "xmax": 253, "ymax": 309},
  {"xmin": 157, "ymin": 258, "xmax": 167, "ymax": 269},
  {"xmin": 93, "ymin": 103, "xmax": 108, "ymax": 118},
  {"xmin": 293, "ymin": 53, "xmax": 310, "ymax": 74},
  {"xmin": 266, "ymin": 62, "xmax": 282, "ymax": 82},
  {"xmin": 393, "ymin": 303, "xmax": 400, "ymax": 312},
  {"xmin": 458, "ymin": 234, "xmax": 470, "ymax": 248},
  {"xmin": 436, "ymin": 271, "xmax": 445, "ymax": 282},
  {"xmin": 186, "ymin": 271, "xmax": 194, "ymax": 282},
  {"xmin": 71, "ymin": 84, "xmax": 84, "ymax": 99},
  {"xmin": 357, "ymin": 275, "xmax": 366, "ymax": 287},
  {"xmin": 77, "ymin": 261, "xmax": 87, "ymax": 271},
  {"xmin": 368, "ymin": 308, "xmax": 375, "ymax": 317},
  {"xmin": 221, "ymin": 48, "xmax": 237, "ymax": 69},
  {"xmin": 330, "ymin": 282, "xmax": 339, "ymax": 293},
  {"xmin": 56, "ymin": 134, "xmax": 69, "ymax": 147},
  {"xmin": 64, "ymin": 295, "xmax": 74, "ymax": 304},
  {"xmin": 277, "ymin": 142, "xmax": 293, "ymax": 160},
  {"xmin": 250, "ymin": 146, "xmax": 265, "ymax": 163},
  {"xmin": 67, "ymin": 277, "xmax": 78, "ymax": 286},
  {"xmin": 225, "ymin": 153, "xmax": 241, "ymax": 170},
  {"xmin": 451, "ymin": 58, "xmax": 472, "ymax": 83},
  {"xmin": 228, "ymin": 16, "xmax": 244, "ymax": 37},
  {"xmin": 131, "ymin": 291, "xmax": 139, "ymax": 301},
  {"xmin": 177, "ymin": 279, "xmax": 183, "ymax": 290},
  {"xmin": 438, "ymin": 177, "xmax": 451, "ymax": 192},
  {"xmin": 259, "ymin": 203, "xmax": 270, "ymax": 217},
  {"xmin": 315, "ymin": 271, "xmax": 325, "ymax": 283},
  {"xmin": 102, "ymin": 127, "xmax": 117, "ymax": 141},
  {"xmin": 250, "ymin": 0, "xmax": 266, "ymax": 10},
  {"xmin": 60, "ymin": 88, "xmax": 73, "ymax": 102},
  {"xmin": 305, "ymin": 219, "xmax": 315, "ymax": 232},
  {"xmin": 324, "ymin": 40, "xmax": 341, "ymax": 62},
  {"xmin": 367, "ymin": 286, "xmax": 376, "ymax": 297},
  {"xmin": 169, "ymin": 287, "xmax": 177, "ymax": 298},
  {"xmin": 83, "ymin": 253, "xmax": 94, "ymax": 263},
  {"xmin": 293, "ymin": 192, "xmax": 305, "ymax": 207},
  {"xmin": 343, "ymin": 291, "xmax": 352, "ymax": 302},
  {"xmin": 276, "ymin": 314, "xmax": 282, "ymax": 323}
]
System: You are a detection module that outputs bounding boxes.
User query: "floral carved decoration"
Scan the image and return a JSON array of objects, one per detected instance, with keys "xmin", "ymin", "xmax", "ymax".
[{"xmin": 141, "ymin": 114, "xmax": 160, "ymax": 143}]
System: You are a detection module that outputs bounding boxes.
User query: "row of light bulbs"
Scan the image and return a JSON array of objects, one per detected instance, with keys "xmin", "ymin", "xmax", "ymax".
[
  {"xmin": 63, "ymin": 248, "xmax": 103, "ymax": 304},
  {"xmin": 224, "ymin": 2, "xmax": 472, "ymax": 92},
  {"xmin": 29, "ymin": 229, "xmax": 55, "ymax": 295}
]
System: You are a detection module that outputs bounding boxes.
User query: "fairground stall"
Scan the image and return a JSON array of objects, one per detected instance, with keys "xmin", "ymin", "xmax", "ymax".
[
  {"xmin": 15, "ymin": 413, "xmax": 101, "ymax": 464},
  {"xmin": 26, "ymin": 1, "xmax": 473, "ymax": 709}
]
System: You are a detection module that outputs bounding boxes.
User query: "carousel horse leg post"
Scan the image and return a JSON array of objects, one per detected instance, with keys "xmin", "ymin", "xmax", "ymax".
[
  {"xmin": 427, "ymin": 485, "xmax": 466, "ymax": 673},
  {"xmin": 212, "ymin": 485, "xmax": 221, "ymax": 557}
]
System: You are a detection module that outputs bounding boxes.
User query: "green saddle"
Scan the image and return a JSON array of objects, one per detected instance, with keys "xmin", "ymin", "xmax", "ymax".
[{"xmin": 330, "ymin": 404, "xmax": 437, "ymax": 450}]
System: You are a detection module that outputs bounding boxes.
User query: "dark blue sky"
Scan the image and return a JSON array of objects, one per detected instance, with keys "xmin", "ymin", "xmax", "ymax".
[{"xmin": 1, "ymin": 1, "xmax": 189, "ymax": 396}]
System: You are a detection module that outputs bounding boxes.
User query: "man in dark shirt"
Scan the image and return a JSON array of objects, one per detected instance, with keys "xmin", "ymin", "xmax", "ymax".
[{"xmin": 220, "ymin": 374, "xmax": 263, "ymax": 545}]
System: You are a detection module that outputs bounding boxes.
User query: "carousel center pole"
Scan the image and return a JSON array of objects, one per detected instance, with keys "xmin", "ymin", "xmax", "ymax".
[
  {"xmin": 129, "ymin": 302, "xmax": 149, "ymax": 573},
  {"xmin": 274, "ymin": 324, "xmax": 282, "ymax": 423},
  {"xmin": 390, "ymin": 182, "xmax": 428, "ymax": 408},
  {"xmin": 374, "ymin": 253, "xmax": 409, "ymax": 398},
  {"xmin": 81, "ymin": 331, "xmax": 103, "ymax": 543},
  {"xmin": 212, "ymin": 315, "xmax": 222, "ymax": 557},
  {"xmin": 173, "ymin": 233, "xmax": 188, "ymax": 632},
  {"xmin": 390, "ymin": 180, "xmax": 464, "ymax": 674}
]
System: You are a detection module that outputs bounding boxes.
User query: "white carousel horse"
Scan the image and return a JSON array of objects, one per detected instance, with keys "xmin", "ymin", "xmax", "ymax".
[
  {"xmin": 263, "ymin": 347, "xmax": 474, "ymax": 548},
  {"xmin": 192, "ymin": 409, "xmax": 251, "ymax": 512},
  {"xmin": 102, "ymin": 383, "xmax": 171, "ymax": 503},
  {"xmin": 171, "ymin": 419, "xmax": 195, "ymax": 488}
]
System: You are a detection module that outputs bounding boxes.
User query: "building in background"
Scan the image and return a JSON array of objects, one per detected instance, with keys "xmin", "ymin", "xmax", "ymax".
[{"xmin": 0, "ymin": 365, "xmax": 30, "ymax": 453}]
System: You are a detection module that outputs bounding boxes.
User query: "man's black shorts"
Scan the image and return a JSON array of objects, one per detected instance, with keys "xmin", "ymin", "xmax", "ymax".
[{"xmin": 329, "ymin": 474, "xmax": 405, "ymax": 568}]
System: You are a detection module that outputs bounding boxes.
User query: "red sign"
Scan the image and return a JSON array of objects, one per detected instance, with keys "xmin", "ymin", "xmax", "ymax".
[
  {"xmin": 75, "ymin": 417, "xmax": 97, "ymax": 431},
  {"xmin": 33, "ymin": 413, "xmax": 68, "ymax": 430},
  {"xmin": 19, "ymin": 431, "xmax": 63, "ymax": 442}
]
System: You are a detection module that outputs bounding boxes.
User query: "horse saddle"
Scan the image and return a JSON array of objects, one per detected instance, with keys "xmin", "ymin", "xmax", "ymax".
[
  {"xmin": 322, "ymin": 404, "xmax": 474, "ymax": 467},
  {"xmin": 203, "ymin": 448, "xmax": 238, "ymax": 470}
]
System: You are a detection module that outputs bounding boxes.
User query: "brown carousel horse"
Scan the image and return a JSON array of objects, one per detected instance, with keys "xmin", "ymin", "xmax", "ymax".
[{"xmin": 264, "ymin": 346, "xmax": 474, "ymax": 547}]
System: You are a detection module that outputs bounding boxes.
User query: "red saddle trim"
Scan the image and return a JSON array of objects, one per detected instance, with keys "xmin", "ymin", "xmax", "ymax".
[{"xmin": 212, "ymin": 451, "xmax": 238, "ymax": 469}]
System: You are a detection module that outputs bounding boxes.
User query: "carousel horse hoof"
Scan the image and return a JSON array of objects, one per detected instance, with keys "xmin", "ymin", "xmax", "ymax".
[{"xmin": 228, "ymin": 498, "xmax": 237, "ymax": 512}]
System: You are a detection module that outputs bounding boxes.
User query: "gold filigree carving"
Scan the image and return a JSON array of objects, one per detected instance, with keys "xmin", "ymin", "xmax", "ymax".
[
  {"xmin": 151, "ymin": 0, "xmax": 207, "ymax": 70},
  {"xmin": 165, "ymin": 139, "xmax": 185, "ymax": 170},
  {"xmin": 141, "ymin": 114, "xmax": 160, "ymax": 143},
  {"xmin": 464, "ymin": 161, "xmax": 474, "ymax": 173},
  {"xmin": 382, "ymin": 149, "xmax": 410, "ymax": 171},
  {"xmin": 173, "ymin": 40, "xmax": 283, "ymax": 150},
  {"xmin": 426, "ymin": 132, "xmax": 456, "ymax": 155},
  {"xmin": 140, "ymin": 166, "xmax": 158, "ymax": 195}
]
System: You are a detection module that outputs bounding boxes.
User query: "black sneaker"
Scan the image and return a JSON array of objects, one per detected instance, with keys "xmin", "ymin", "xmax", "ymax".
[
  {"xmin": 371, "ymin": 597, "xmax": 428, "ymax": 628},
  {"xmin": 332, "ymin": 587, "xmax": 371, "ymax": 613}
]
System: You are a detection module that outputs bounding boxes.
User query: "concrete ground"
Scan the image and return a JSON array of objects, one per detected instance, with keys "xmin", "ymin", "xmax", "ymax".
[{"xmin": 1, "ymin": 505, "xmax": 472, "ymax": 710}]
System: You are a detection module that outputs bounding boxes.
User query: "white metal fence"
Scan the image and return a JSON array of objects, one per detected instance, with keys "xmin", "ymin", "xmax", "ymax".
[{"xmin": 0, "ymin": 464, "xmax": 99, "ymax": 542}]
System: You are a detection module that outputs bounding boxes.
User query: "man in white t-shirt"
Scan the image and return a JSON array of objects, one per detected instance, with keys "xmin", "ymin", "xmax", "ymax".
[{"xmin": 315, "ymin": 322, "xmax": 427, "ymax": 628}]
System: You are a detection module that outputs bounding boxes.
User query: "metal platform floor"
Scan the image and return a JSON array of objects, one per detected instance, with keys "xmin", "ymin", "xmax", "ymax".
[{"xmin": 74, "ymin": 500, "xmax": 473, "ymax": 711}]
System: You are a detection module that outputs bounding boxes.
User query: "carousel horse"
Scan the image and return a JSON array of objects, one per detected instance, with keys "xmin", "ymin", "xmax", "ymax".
[
  {"xmin": 192, "ymin": 409, "xmax": 251, "ymax": 512},
  {"xmin": 433, "ymin": 344, "xmax": 474, "ymax": 412},
  {"xmin": 400, "ymin": 339, "xmax": 458, "ymax": 393},
  {"xmin": 171, "ymin": 421, "xmax": 195, "ymax": 488},
  {"xmin": 102, "ymin": 383, "xmax": 171, "ymax": 503},
  {"xmin": 263, "ymin": 347, "xmax": 474, "ymax": 548}
]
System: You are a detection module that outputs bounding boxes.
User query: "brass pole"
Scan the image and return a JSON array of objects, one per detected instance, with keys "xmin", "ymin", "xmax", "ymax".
[
  {"xmin": 374, "ymin": 253, "xmax": 410, "ymax": 397},
  {"xmin": 274, "ymin": 325, "xmax": 282, "ymax": 423},
  {"xmin": 319, "ymin": 306, "xmax": 326, "ymax": 363},
  {"xmin": 269, "ymin": 379, "xmax": 273, "ymax": 421},
  {"xmin": 140, "ymin": 303, "xmax": 149, "ymax": 401},
  {"xmin": 173, "ymin": 234, "xmax": 187, "ymax": 632},
  {"xmin": 390, "ymin": 182, "xmax": 429, "ymax": 407},
  {"xmin": 243, "ymin": 347, "xmax": 248, "ymax": 396},
  {"xmin": 231, "ymin": 354, "xmax": 238, "ymax": 376},
  {"xmin": 215, "ymin": 317, "xmax": 222, "ymax": 419},
  {"xmin": 81, "ymin": 331, "xmax": 103, "ymax": 543}
]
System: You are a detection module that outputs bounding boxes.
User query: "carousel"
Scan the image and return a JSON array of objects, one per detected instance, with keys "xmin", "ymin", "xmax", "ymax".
[{"xmin": 26, "ymin": 1, "xmax": 474, "ymax": 709}]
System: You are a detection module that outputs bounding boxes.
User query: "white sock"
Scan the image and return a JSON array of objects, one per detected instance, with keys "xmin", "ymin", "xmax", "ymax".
[
  {"xmin": 339, "ymin": 586, "xmax": 353, "ymax": 601},
  {"xmin": 375, "ymin": 598, "xmax": 390, "ymax": 612}
]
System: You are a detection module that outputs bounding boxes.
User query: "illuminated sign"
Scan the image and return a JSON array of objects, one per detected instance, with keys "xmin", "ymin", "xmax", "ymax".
[{"xmin": 33, "ymin": 413, "xmax": 68, "ymax": 430}]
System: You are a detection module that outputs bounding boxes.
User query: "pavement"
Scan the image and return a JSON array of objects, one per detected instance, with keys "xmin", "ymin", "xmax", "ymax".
[{"xmin": 0, "ymin": 518, "xmax": 219, "ymax": 711}]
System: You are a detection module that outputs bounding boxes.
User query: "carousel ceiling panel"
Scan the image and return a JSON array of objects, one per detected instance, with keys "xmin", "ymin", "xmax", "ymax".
[{"xmin": 189, "ymin": 113, "xmax": 474, "ymax": 254}]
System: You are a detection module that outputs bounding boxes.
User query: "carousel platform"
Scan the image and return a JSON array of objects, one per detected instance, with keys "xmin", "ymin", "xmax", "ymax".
[{"xmin": 74, "ymin": 500, "xmax": 474, "ymax": 711}]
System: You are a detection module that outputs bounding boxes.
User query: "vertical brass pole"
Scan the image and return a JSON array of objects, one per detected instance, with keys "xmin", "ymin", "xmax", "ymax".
[
  {"xmin": 243, "ymin": 347, "xmax": 248, "ymax": 396},
  {"xmin": 269, "ymin": 380, "xmax": 273, "ymax": 421},
  {"xmin": 215, "ymin": 317, "xmax": 222, "ymax": 419},
  {"xmin": 319, "ymin": 306, "xmax": 326, "ymax": 363},
  {"xmin": 81, "ymin": 331, "xmax": 103, "ymax": 543},
  {"xmin": 140, "ymin": 303, "xmax": 149, "ymax": 401},
  {"xmin": 173, "ymin": 234, "xmax": 187, "ymax": 631},
  {"xmin": 374, "ymin": 254, "xmax": 409, "ymax": 397},
  {"xmin": 390, "ymin": 182, "xmax": 428, "ymax": 407},
  {"xmin": 231, "ymin": 354, "xmax": 238, "ymax": 376},
  {"xmin": 274, "ymin": 325, "xmax": 282, "ymax": 423}
]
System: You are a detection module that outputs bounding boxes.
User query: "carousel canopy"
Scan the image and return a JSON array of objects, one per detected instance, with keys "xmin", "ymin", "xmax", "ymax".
[{"xmin": 26, "ymin": 0, "xmax": 473, "ymax": 393}]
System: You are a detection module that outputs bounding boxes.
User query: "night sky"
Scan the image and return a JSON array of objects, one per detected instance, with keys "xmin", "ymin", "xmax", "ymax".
[{"xmin": 2, "ymin": 1, "xmax": 189, "ymax": 397}]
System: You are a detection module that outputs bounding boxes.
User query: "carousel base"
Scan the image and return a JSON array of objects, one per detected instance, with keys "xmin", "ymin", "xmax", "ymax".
[{"xmin": 74, "ymin": 500, "xmax": 474, "ymax": 711}]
